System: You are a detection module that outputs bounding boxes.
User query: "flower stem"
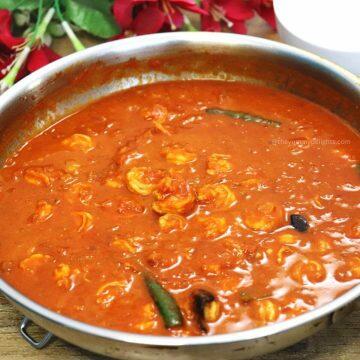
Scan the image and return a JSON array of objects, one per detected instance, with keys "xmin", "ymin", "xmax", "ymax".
[
  {"xmin": 0, "ymin": 46, "xmax": 31, "ymax": 93},
  {"xmin": 28, "ymin": 0, "xmax": 44, "ymax": 47},
  {"xmin": 54, "ymin": 0, "xmax": 85, "ymax": 52},
  {"xmin": 183, "ymin": 15, "xmax": 198, "ymax": 32},
  {"xmin": 0, "ymin": 6, "xmax": 55, "ymax": 93},
  {"xmin": 61, "ymin": 21, "xmax": 85, "ymax": 51},
  {"xmin": 28, "ymin": 7, "xmax": 55, "ymax": 48}
]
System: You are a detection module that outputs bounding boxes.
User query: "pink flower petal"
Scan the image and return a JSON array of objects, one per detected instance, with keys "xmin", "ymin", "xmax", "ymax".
[
  {"xmin": 248, "ymin": 0, "xmax": 276, "ymax": 29},
  {"xmin": 232, "ymin": 19, "xmax": 247, "ymax": 34},
  {"xmin": 219, "ymin": 0, "xmax": 254, "ymax": 21},
  {"xmin": 256, "ymin": 5, "xmax": 276, "ymax": 29},
  {"xmin": 172, "ymin": 0, "xmax": 208, "ymax": 15},
  {"xmin": 201, "ymin": 0, "xmax": 212, "ymax": 11},
  {"xmin": 0, "ymin": 10, "xmax": 25, "ymax": 49},
  {"xmin": 113, "ymin": 0, "xmax": 136, "ymax": 29},
  {"xmin": 27, "ymin": 46, "xmax": 61, "ymax": 73},
  {"xmin": 132, "ymin": 6, "xmax": 166, "ymax": 35},
  {"xmin": 164, "ymin": 7, "xmax": 184, "ymax": 30},
  {"xmin": 201, "ymin": 15, "xmax": 222, "ymax": 32}
]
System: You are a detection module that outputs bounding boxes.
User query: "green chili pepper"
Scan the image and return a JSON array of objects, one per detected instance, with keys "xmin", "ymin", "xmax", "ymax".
[
  {"xmin": 143, "ymin": 273, "xmax": 183, "ymax": 328},
  {"xmin": 205, "ymin": 107, "xmax": 282, "ymax": 128}
]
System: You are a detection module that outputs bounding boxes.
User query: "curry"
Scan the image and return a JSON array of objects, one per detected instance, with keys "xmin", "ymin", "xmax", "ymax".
[{"xmin": 0, "ymin": 80, "xmax": 359, "ymax": 336}]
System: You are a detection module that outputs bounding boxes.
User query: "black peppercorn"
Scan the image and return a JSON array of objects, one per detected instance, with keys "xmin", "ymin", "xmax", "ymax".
[{"xmin": 290, "ymin": 214, "xmax": 309, "ymax": 232}]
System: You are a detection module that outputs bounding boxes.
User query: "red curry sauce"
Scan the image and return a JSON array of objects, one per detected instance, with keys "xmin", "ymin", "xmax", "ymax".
[{"xmin": 0, "ymin": 80, "xmax": 359, "ymax": 335}]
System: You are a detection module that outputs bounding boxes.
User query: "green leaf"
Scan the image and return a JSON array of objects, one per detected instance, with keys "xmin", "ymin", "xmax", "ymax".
[
  {"xmin": 0, "ymin": 0, "xmax": 51, "ymax": 10},
  {"xmin": 205, "ymin": 108, "xmax": 282, "ymax": 128},
  {"xmin": 0, "ymin": 0, "xmax": 36, "ymax": 10},
  {"xmin": 0, "ymin": 0, "xmax": 14, "ymax": 10},
  {"xmin": 64, "ymin": 0, "xmax": 120, "ymax": 39}
]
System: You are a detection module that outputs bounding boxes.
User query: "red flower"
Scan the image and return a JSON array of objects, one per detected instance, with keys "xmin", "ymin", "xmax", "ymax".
[
  {"xmin": 0, "ymin": 10, "xmax": 25, "ymax": 80},
  {"xmin": 27, "ymin": 45, "xmax": 61, "ymax": 73},
  {"xmin": 0, "ymin": 9, "xmax": 61, "ymax": 86},
  {"xmin": 0, "ymin": 48, "xmax": 28, "ymax": 81},
  {"xmin": 249, "ymin": 0, "xmax": 276, "ymax": 29},
  {"xmin": 113, "ymin": 0, "xmax": 207, "ymax": 35},
  {"xmin": 0, "ymin": 51, "xmax": 14, "ymax": 79},
  {"xmin": 201, "ymin": 0, "xmax": 255, "ymax": 34},
  {"xmin": 0, "ymin": 9, "xmax": 62, "ymax": 92},
  {"xmin": 0, "ymin": 10, "xmax": 25, "ymax": 49},
  {"xmin": 201, "ymin": 0, "xmax": 275, "ymax": 34}
]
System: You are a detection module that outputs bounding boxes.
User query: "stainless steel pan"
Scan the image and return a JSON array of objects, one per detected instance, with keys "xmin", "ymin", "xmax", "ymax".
[{"xmin": 0, "ymin": 32, "xmax": 359, "ymax": 359}]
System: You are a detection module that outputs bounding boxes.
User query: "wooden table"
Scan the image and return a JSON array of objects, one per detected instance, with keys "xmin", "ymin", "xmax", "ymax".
[{"xmin": 1, "ymin": 16, "xmax": 359, "ymax": 360}]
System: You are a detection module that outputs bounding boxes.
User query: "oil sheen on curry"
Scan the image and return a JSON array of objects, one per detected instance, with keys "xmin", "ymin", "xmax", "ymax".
[{"xmin": 0, "ymin": 81, "xmax": 359, "ymax": 336}]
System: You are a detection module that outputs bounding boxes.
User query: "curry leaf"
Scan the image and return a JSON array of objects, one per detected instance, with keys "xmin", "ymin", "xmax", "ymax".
[
  {"xmin": 64, "ymin": 0, "xmax": 120, "ymax": 39},
  {"xmin": 205, "ymin": 108, "xmax": 282, "ymax": 128}
]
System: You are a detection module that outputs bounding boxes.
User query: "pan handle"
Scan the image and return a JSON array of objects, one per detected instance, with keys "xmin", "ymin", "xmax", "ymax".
[{"xmin": 19, "ymin": 317, "xmax": 53, "ymax": 349}]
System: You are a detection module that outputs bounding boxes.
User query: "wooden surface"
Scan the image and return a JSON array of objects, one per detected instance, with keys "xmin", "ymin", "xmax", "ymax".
[{"xmin": 1, "ymin": 16, "xmax": 359, "ymax": 360}]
